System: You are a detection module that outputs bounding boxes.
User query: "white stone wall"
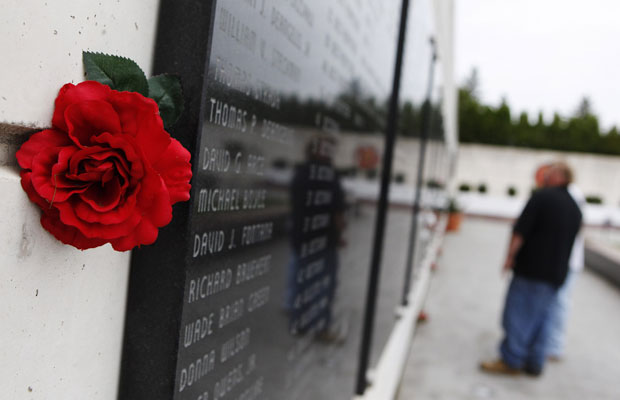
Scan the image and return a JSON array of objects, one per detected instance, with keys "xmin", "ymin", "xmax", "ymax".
[
  {"xmin": 455, "ymin": 143, "xmax": 620, "ymax": 205},
  {"xmin": 0, "ymin": 1, "xmax": 160, "ymax": 398},
  {"xmin": 333, "ymin": 135, "xmax": 620, "ymax": 210},
  {"xmin": 1, "ymin": 0, "xmax": 160, "ymax": 128},
  {"xmin": 333, "ymin": 133, "xmax": 456, "ymax": 187},
  {"xmin": 0, "ymin": 169, "xmax": 132, "ymax": 398}
]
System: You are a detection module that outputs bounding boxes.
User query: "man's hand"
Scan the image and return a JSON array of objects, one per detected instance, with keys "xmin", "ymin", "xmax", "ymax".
[
  {"xmin": 503, "ymin": 256, "xmax": 514, "ymax": 274},
  {"xmin": 503, "ymin": 233, "xmax": 523, "ymax": 276}
]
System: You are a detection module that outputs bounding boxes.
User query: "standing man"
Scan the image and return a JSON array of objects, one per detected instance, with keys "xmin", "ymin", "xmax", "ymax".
[{"xmin": 480, "ymin": 162, "xmax": 582, "ymax": 376}]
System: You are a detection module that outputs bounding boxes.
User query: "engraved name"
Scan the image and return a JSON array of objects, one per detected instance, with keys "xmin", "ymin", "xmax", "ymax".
[
  {"xmin": 303, "ymin": 213, "xmax": 331, "ymax": 233},
  {"xmin": 187, "ymin": 268, "xmax": 233, "ymax": 303},
  {"xmin": 183, "ymin": 313, "xmax": 216, "ymax": 348},
  {"xmin": 247, "ymin": 286, "xmax": 270, "ymax": 312},
  {"xmin": 213, "ymin": 363, "xmax": 244, "ymax": 400},
  {"xmin": 220, "ymin": 328, "xmax": 251, "ymax": 364},
  {"xmin": 309, "ymin": 164, "xmax": 335, "ymax": 181},
  {"xmin": 241, "ymin": 222, "xmax": 274, "ymax": 246},
  {"xmin": 219, "ymin": 7, "xmax": 257, "ymax": 52},
  {"xmin": 196, "ymin": 188, "xmax": 268, "ymax": 213},
  {"xmin": 219, "ymin": 297, "xmax": 245, "ymax": 329},
  {"xmin": 209, "ymin": 98, "xmax": 248, "ymax": 132},
  {"xmin": 235, "ymin": 254, "xmax": 272, "ymax": 285},
  {"xmin": 178, "ymin": 350, "xmax": 216, "ymax": 392},
  {"xmin": 193, "ymin": 230, "xmax": 226, "ymax": 257},
  {"xmin": 202, "ymin": 147, "xmax": 233, "ymax": 172},
  {"xmin": 236, "ymin": 376, "xmax": 263, "ymax": 400},
  {"xmin": 297, "ymin": 258, "xmax": 326, "ymax": 284},
  {"xmin": 271, "ymin": 7, "xmax": 303, "ymax": 50},
  {"xmin": 300, "ymin": 235, "xmax": 327, "ymax": 258}
]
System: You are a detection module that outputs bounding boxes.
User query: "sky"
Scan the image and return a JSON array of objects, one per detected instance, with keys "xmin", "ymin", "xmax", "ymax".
[{"xmin": 456, "ymin": 0, "xmax": 620, "ymax": 130}]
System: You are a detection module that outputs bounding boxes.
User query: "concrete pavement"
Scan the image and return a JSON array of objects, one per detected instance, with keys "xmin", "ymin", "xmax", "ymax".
[{"xmin": 397, "ymin": 217, "xmax": 620, "ymax": 400}]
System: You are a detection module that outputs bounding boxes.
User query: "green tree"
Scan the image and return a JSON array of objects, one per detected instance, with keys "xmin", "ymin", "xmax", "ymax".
[
  {"xmin": 457, "ymin": 71, "xmax": 616, "ymax": 156},
  {"xmin": 399, "ymin": 101, "xmax": 419, "ymax": 137}
]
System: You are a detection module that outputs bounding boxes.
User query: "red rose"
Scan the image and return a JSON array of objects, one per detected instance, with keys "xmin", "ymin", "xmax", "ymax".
[{"xmin": 16, "ymin": 81, "xmax": 192, "ymax": 251}]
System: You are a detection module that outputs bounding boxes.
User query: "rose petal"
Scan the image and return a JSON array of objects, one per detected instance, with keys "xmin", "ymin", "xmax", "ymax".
[
  {"xmin": 80, "ymin": 177, "xmax": 122, "ymax": 212},
  {"xmin": 110, "ymin": 218, "xmax": 159, "ymax": 251},
  {"xmin": 16, "ymin": 129, "xmax": 72, "ymax": 170},
  {"xmin": 65, "ymin": 100, "xmax": 121, "ymax": 147},
  {"xmin": 111, "ymin": 158, "xmax": 131, "ymax": 192},
  {"xmin": 51, "ymin": 147, "xmax": 85, "ymax": 188},
  {"xmin": 66, "ymin": 145, "xmax": 133, "ymax": 196},
  {"xmin": 66, "ymin": 159, "xmax": 114, "ymax": 183},
  {"xmin": 31, "ymin": 147, "xmax": 89, "ymax": 203},
  {"xmin": 92, "ymin": 133, "xmax": 144, "ymax": 184},
  {"xmin": 69, "ymin": 146, "xmax": 108, "ymax": 165},
  {"xmin": 20, "ymin": 171, "xmax": 52, "ymax": 210},
  {"xmin": 40, "ymin": 209, "xmax": 108, "ymax": 250},
  {"xmin": 109, "ymin": 90, "xmax": 170, "ymax": 163},
  {"xmin": 152, "ymin": 138, "xmax": 192, "ymax": 204},
  {"xmin": 74, "ymin": 185, "xmax": 138, "ymax": 224},
  {"xmin": 69, "ymin": 146, "xmax": 118, "ymax": 179},
  {"xmin": 100, "ymin": 166, "xmax": 116, "ymax": 184},
  {"xmin": 55, "ymin": 200, "xmax": 142, "ymax": 240},
  {"xmin": 135, "ymin": 169, "xmax": 173, "ymax": 228},
  {"xmin": 52, "ymin": 81, "xmax": 111, "ymax": 132}
]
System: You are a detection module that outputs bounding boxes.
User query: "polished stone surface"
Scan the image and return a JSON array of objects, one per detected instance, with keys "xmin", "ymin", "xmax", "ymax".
[
  {"xmin": 172, "ymin": 1, "xmax": 402, "ymax": 398},
  {"xmin": 398, "ymin": 217, "xmax": 620, "ymax": 400},
  {"xmin": 120, "ymin": 1, "xmax": 451, "ymax": 398}
]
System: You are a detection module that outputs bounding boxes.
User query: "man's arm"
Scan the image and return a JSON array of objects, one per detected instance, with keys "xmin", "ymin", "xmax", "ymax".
[
  {"xmin": 503, "ymin": 233, "xmax": 523, "ymax": 273},
  {"xmin": 505, "ymin": 190, "xmax": 541, "ymax": 274}
]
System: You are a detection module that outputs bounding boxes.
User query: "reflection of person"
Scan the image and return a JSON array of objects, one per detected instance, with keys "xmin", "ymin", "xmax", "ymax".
[
  {"xmin": 547, "ymin": 176, "xmax": 585, "ymax": 360},
  {"xmin": 286, "ymin": 135, "xmax": 346, "ymax": 339},
  {"xmin": 481, "ymin": 162, "xmax": 582, "ymax": 376},
  {"xmin": 533, "ymin": 163, "xmax": 585, "ymax": 360}
]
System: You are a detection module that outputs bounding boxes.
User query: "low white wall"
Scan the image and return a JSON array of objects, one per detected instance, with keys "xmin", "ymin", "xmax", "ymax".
[
  {"xmin": 1, "ymin": 1, "xmax": 160, "ymax": 397},
  {"xmin": 0, "ymin": 168, "xmax": 131, "ymax": 399},
  {"xmin": 455, "ymin": 143, "xmax": 620, "ymax": 205}
]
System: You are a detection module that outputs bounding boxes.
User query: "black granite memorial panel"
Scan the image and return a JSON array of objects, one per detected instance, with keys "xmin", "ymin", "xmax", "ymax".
[
  {"xmin": 368, "ymin": 0, "xmax": 448, "ymax": 367},
  {"xmin": 120, "ymin": 1, "xmax": 403, "ymax": 399}
]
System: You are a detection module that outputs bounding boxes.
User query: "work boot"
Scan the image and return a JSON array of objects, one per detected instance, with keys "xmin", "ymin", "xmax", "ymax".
[
  {"xmin": 479, "ymin": 359, "xmax": 520, "ymax": 376},
  {"xmin": 523, "ymin": 364, "xmax": 543, "ymax": 377}
]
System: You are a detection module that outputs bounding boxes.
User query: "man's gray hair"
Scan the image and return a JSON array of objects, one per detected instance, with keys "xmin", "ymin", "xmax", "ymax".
[{"xmin": 551, "ymin": 161, "xmax": 574, "ymax": 184}]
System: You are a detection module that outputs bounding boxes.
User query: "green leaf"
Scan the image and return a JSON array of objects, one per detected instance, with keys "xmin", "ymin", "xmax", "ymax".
[
  {"xmin": 148, "ymin": 74, "xmax": 184, "ymax": 128},
  {"xmin": 82, "ymin": 51, "xmax": 148, "ymax": 96}
]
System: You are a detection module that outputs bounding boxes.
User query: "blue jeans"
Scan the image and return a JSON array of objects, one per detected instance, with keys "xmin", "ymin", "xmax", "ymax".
[
  {"xmin": 500, "ymin": 275, "xmax": 558, "ymax": 372},
  {"xmin": 546, "ymin": 270, "xmax": 577, "ymax": 357}
]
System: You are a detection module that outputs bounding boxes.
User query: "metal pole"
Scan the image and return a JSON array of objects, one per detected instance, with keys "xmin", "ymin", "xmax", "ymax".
[
  {"xmin": 354, "ymin": 0, "xmax": 410, "ymax": 395},
  {"xmin": 401, "ymin": 38, "xmax": 437, "ymax": 306}
]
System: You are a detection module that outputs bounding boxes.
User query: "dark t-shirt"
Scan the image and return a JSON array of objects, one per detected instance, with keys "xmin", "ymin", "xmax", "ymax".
[{"xmin": 513, "ymin": 186, "xmax": 582, "ymax": 287}]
